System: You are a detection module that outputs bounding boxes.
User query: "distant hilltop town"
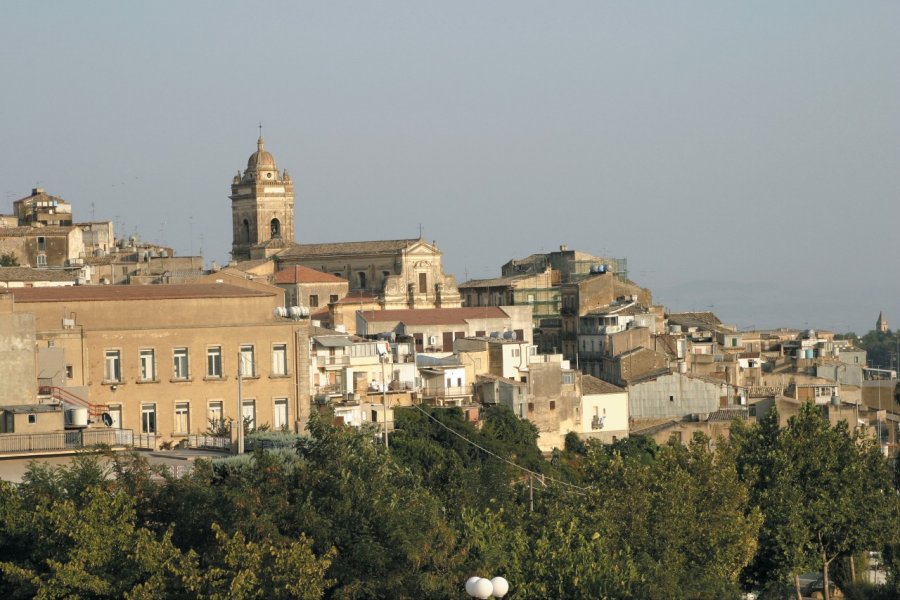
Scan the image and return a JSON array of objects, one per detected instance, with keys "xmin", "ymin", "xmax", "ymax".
[{"xmin": 0, "ymin": 136, "xmax": 896, "ymax": 457}]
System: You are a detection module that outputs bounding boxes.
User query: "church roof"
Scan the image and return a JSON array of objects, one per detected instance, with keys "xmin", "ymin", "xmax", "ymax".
[
  {"xmin": 274, "ymin": 266, "xmax": 347, "ymax": 285},
  {"xmin": 246, "ymin": 136, "xmax": 277, "ymax": 171},
  {"xmin": 278, "ymin": 238, "xmax": 424, "ymax": 259}
]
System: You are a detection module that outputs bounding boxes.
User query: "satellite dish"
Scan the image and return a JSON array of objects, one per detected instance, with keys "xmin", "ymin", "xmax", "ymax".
[{"xmin": 101, "ymin": 412, "xmax": 113, "ymax": 427}]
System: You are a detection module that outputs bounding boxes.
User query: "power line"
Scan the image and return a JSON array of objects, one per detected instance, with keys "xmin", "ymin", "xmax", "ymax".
[{"xmin": 409, "ymin": 404, "xmax": 591, "ymax": 495}]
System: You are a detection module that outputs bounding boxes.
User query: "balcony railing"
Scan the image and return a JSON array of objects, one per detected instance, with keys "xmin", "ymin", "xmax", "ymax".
[
  {"xmin": 316, "ymin": 356, "xmax": 350, "ymax": 367},
  {"xmin": 420, "ymin": 385, "xmax": 474, "ymax": 398},
  {"xmin": 0, "ymin": 428, "xmax": 134, "ymax": 455},
  {"xmin": 187, "ymin": 434, "xmax": 232, "ymax": 452}
]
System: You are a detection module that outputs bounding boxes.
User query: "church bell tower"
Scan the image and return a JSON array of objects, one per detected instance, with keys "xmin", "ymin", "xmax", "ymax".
[{"xmin": 230, "ymin": 135, "xmax": 295, "ymax": 260}]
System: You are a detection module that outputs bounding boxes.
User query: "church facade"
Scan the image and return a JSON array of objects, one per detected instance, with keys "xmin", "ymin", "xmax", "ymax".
[{"xmin": 229, "ymin": 137, "xmax": 462, "ymax": 310}]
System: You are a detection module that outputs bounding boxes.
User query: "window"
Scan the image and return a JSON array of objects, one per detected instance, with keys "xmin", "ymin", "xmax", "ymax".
[
  {"xmin": 65, "ymin": 365, "xmax": 73, "ymax": 379},
  {"xmin": 273, "ymin": 398, "xmax": 288, "ymax": 430},
  {"xmin": 511, "ymin": 348, "xmax": 521, "ymax": 358},
  {"xmin": 669, "ymin": 395, "xmax": 675, "ymax": 402},
  {"xmin": 28, "ymin": 414, "xmax": 36, "ymax": 425},
  {"xmin": 36, "ymin": 254, "xmax": 47, "ymax": 267},
  {"xmin": 37, "ymin": 236, "xmax": 46, "ymax": 251},
  {"xmin": 239, "ymin": 345, "xmax": 255, "ymax": 377},
  {"xmin": 357, "ymin": 272, "xmax": 367, "ymax": 288},
  {"xmin": 104, "ymin": 350, "xmax": 121, "ymax": 382},
  {"xmin": 139, "ymin": 348, "xmax": 156, "ymax": 381},
  {"xmin": 242, "ymin": 399, "xmax": 256, "ymax": 430},
  {"xmin": 174, "ymin": 402, "xmax": 190, "ymax": 435},
  {"xmin": 272, "ymin": 344, "xmax": 288, "ymax": 376},
  {"xmin": 561, "ymin": 372, "xmax": 575, "ymax": 385},
  {"xmin": 207, "ymin": 346, "xmax": 222, "ymax": 378},
  {"xmin": 549, "ymin": 400, "xmax": 556, "ymax": 410},
  {"xmin": 309, "ymin": 294, "xmax": 319, "ymax": 308},
  {"xmin": 141, "ymin": 403, "xmax": 157, "ymax": 434},
  {"xmin": 173, "ymin": 348, "xmax": 189, "ymax": 379},
  {"xmin": 208, "ymin": 401, "xmax": 224, "ymax": 427},
  {"xmin": 329, "ymin": 294, "xmax": 339, "ymax": 304},
  {"xmin": 418, "ymin": 272, "xmax": 427, "ymax": 294}
]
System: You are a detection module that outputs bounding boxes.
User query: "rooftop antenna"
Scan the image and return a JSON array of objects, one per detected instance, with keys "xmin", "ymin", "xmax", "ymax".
[
  {"xmin": 418, "ymin": 223, "xmax": 423, "ymax": 239},
  {"xmin": 91, "ymin": 202, "xmax": 96, "ymax": 221}
]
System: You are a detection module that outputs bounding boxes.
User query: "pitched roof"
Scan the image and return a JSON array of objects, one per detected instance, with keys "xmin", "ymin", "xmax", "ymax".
[
  {"xmin": 274, "ymin": 265, "xmax": 347, "ymax": 285},
  {"xmin": 334, "ymin": 290, "xmax": 379, "ymax": 304},
  {"xmin": 0, "ymin": 226, "xmax": 75, "ymax": 237},
  {"xmin": 0, "ymin": 267, "xmax": 80, "ymax": 282},
  {"xmin": 581, "ymin": 375, "xmax": 626, "ymax": 395},
  {"xmin": 667, "ymin": 311, "xmax": 723, "ymax": 327},
  {"xmin": 6, "ymin": 283, "xmax": 274, "ymax": 303},
  {"xmin": 359, "ymin": 306, "xmax": 508, "ymax": 326},
  {"xmin": 278, "ymin": 238, "xmax": 424, "ymax": 259}
]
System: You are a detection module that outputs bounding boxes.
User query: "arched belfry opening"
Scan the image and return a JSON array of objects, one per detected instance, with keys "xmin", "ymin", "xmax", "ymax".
[
  {"xmin": 271, "ymin": 218, "xmax": 281, "ymax": 238},
  {"xmin": 241, "ymin": 219, "xmax": 251, "ymax": 244}
]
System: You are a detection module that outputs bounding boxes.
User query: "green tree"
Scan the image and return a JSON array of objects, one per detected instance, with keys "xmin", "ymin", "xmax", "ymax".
[
  {"xmin": 0, "ymin": 252, "xmax": 19, "ymax": 267},
  {"xmin": 736, "ymin": 403, "xmax": 894, "ymax": 600}
]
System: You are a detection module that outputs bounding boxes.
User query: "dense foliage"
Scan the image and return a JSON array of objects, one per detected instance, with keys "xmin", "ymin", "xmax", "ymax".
[{"xmin": 0, "ymin": 404, "xmax": 898, "ymax": 599}]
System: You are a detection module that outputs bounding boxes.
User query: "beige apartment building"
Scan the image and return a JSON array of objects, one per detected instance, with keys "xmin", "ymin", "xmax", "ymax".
[{"xmin": 4, "ymin": 283, "xmax": 310, "ymax": 446}]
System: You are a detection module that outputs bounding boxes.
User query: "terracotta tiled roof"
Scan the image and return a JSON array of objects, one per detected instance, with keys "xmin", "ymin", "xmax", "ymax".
[
  {"xmin": 278, "ymin": 238, "xmax": 423, "ymax": 258},
  {"xmin": 359, "ymin": 307, "xmax": 508, "ymax": 326},
  {"xmin": 0, "ymin": 267, "xmax": 80, "ymax": 282},
  {"xmin": 7, "ymin": 283, "xmax": 274, "ymax": 302},
  {"xmin": 334, "ymin": 290, "xmax": 379, "ymax": 304},
  {"xmin": 274, "ymin": 266, "xmax": 347, "ymax": 285},
  {"xmin": 581, "ymin": 375, "xmax": 626, "ymax": 395},
  {"xmin": 707, "ymin": 408, "xmax": 749, "ymax": 422},
  {"xmin": 667, "ymin": 311, "xmax": 723, "ymax": 327},
  {"xmin": 309, "ymin": 307, "xmax": 330, "ymax": 320}
]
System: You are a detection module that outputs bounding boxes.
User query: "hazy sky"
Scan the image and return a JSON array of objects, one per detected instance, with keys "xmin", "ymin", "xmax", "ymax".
[{"xmin": 2, "ymin": 2, "xmax": 898, "ymax": 334}]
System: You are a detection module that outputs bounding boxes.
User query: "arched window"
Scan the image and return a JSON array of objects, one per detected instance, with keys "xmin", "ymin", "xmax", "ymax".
[
  {"xmin": 241, "ymin": 219, "xmax": 250, "ymax": 243},
  {"xmin": 270, "ymin": 218, "xmax": 281, "ymax": 238}
]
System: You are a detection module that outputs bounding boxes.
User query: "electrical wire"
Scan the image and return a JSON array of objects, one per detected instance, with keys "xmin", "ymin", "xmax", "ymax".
[{"xmin": 409, "ymin": 403, "xmax": 592, "ymax": 494}]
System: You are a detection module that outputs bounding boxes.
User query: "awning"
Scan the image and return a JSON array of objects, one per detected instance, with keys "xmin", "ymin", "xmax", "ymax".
[{"xmin": 314, "ymin": 336, "xmax": 353, "ymax": 348}]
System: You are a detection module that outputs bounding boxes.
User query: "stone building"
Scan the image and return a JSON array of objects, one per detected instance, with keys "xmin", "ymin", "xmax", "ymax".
[
  {"xmin": 4, "ymin": 282, "xmax": 310, "ymax": 446},
  {"xmin": 230, "ymin": 136, "xmax": 295, "ymax": 261},
  {"xmin": 276, "ymin": 237, "xmax": 462, "ymax": 310},
  {"xmin": 12, "ymin": 188, "xmax": 73, "ymax": 227},
  {"xmin": 273, "ymin": 265, "xmax": 349, "ymax": 320},
  {"xmin": 0, "ymin": 225, "xmax": 84, "ymax": 269},
  {"xmin": 356, "ymin": 306, "xmax": 533, "ymax": 352}
]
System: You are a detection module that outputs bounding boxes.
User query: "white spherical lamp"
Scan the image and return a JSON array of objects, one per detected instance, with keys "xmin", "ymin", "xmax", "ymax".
[
  {"xmin": 473, "ymin": 578, "xmax": 494, "ymax": 599},
  {"xmin": 490, "ymin": 576, "xmax": 509, "ymax": 598},
  {"xmin": 465, "ymin": 576, "xmax": 481, "ymax": 596}
]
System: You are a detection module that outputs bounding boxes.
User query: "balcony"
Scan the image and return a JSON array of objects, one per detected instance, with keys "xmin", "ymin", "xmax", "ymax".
[
  {"xmin": 420, "ymin": 385, "xmax": 474, "ymax": 399},
  {"xmin": 0, "ymin": 428, "xmax": 135, "ymax": 456},
  {"xmin": 316, "ymin": 355, "xmax": 350, "ymax": 368}
]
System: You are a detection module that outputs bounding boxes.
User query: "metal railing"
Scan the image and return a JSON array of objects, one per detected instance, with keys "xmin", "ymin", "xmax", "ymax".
[
  {"xmin": 0, "ymin": 428, "xmax": 134, "ymax": 455},
  {"xmin": 420, "ymin": 385, "xmax": 474, "ymax": 398},
  {"xmin": 133, "ymin": 433, "xmax": 158, "ymax": 449},
  {"xmin": 187, "ymin": 434, "xmax": 232, "ymax": 451}
]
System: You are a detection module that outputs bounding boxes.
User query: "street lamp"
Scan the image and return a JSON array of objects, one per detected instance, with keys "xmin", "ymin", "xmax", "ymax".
[{"xmin": 465, "ymin": 576, "xmax": 509, "ymax": 599}]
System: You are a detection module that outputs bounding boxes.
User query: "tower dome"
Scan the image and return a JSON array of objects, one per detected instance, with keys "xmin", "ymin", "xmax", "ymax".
[{"xmin": 247, "ymin": 136, "xmax": 277, "ymax": 171}]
